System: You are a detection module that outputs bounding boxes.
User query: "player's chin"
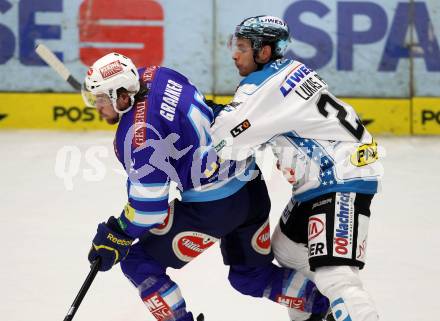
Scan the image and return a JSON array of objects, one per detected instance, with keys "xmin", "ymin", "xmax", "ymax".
[
  {"xmin": 105, "ymin": 116, "xmax": 119, "ymax": 125},
  {"xmin": 238, "ymin": 67, "xmax": 250, "ymax": 77}
]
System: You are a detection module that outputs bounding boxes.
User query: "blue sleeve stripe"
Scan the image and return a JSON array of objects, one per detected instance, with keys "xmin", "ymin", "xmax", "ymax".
[
  {"xmin": 171, "ymin": 299, "xmax": 185, "ymax": 311},
  {"xmin": 283, "ymin": 270, "xmax": 296, "ymax": 295},
  {"xmin": 162, "ymin": 284, "xmax": 178, "ymax": 297},
  {"xmin": 297, "ymin": 279, "xmax": 308, "ymax": 299},
  {"xmin": 129, "ymin": 221, "xmax": 157, "ymax": 228},
  {"xmin": 129, "ymin": 195, "xmax": 168, "ymax": 202},
  {"xmin": 135, "ymin": 209, "xmax": 168, "ymax": 216},
  {"xmin": 129, "ymin": 198, "xmax": 169, "ymax": 213},
  {"xmin": 132, "ymin": 211, "xmax": 168, "ymax": 226}
]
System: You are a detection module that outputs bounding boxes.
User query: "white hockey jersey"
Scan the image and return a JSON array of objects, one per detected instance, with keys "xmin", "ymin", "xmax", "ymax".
[{"xmin": 211, "ymin": 59, "xmax": 382, "ymax": 202}]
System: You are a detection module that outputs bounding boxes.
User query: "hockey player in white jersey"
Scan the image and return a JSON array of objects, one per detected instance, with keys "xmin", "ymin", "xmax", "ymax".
[{"xmin": 210, "ymin": 15, "xmax": 382, "ymax": 321}]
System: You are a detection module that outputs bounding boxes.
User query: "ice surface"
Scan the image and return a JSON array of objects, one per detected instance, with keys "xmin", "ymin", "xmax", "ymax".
[{"xmin": 1, "ymin": 131, "xmax": 439, "ymax": 321}]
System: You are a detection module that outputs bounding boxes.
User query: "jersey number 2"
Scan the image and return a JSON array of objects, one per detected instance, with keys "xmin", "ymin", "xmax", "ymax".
[{"xmin": 316, "ymin": 94, "xmax": 365, "ymax": 141}]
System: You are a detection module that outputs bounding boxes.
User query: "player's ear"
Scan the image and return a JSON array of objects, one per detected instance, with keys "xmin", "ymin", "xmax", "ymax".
[
  {"xmin": 123, "ymin": 92, "xmax": 130, "ymax": 103},
  {"xmin": 118, "ymin": 90, "xmax": 130, "ymax": 104},
  {"xmin": 257, "ymin": 45, "xmax": 272, "ymax": 64},
  {"xmin": 116, "ymin": 89, "xmax": 131, "ymax": 110}
]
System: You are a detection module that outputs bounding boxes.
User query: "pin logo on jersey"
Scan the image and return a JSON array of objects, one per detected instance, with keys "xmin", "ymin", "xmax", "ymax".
[
  {"xmin": 124, "ymin": 203, "xmax": 136, "ymax": 222},
  {"xmin": 230, "ymin": 119, "xmax": 251, "ymax": 137},
  {"xmin": 172, "ymin": 231, "xmax": 218, "ymax": 262},
  {"xmin": 251, "ymin": 219, "xmax": 271, "ymax": 255},
  {"xmin": 350, "ymin": 140, "xmax": 378, "ymax": 167}
]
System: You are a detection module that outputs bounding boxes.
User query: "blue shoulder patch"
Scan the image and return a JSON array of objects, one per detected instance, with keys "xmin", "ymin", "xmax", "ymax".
[{"xmin": 239, "ymin": 59, "xmax": 292, "ymax": 87}]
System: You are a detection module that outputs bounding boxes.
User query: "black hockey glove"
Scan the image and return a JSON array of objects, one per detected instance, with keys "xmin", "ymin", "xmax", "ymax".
[
  {"xmin": 88, "ymin": 216, "xmax": 133, "ymax": 272},
  {"xmin": 204, "ymin": 99, "xmax": 226, "ymax": 118}
]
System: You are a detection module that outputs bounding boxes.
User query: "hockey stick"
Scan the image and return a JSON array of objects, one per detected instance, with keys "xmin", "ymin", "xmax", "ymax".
[
  {"xmin": 63, "ymin": 258, "xmax": 101, "ymax": 321},
  {"xmin": 35, "ymin": 43, "xmax": 82, "ymax": 91}
]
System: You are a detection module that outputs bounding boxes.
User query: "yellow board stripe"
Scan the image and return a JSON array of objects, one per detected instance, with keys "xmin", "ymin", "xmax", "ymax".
[
  {"xmin": 0, "ymin": 93, "xmax": 114, "ymax": 130},
  {"xmin": 412, "ymin": 97, "xmax": 440, "ymax": 135},
  {"xmin": 0, "ymin": 93, "xmax": 439, "ymax": 135},
  {"xmin": 343, "ymin": 98, "xmax": 411, "ymax": 136}
]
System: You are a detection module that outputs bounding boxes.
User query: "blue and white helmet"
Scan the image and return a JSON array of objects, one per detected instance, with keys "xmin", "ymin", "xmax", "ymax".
[{"xmin": 234, "ymin": 15, "xmax": 291, "ymax": 59}]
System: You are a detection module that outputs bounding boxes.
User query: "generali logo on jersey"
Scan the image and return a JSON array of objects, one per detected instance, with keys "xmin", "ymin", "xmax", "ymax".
[
  {"xmin": 99, "ymin": 60, "xmax": 124, "ymax": 79},
  {"xmin": 133, "ymin": 100, "xmax": 148, "ymax": 147},
  {"xmin": 251, "ymin": 219, "xmax": 271, "ymax": 255},
  {"xmin": 172, "ymin": 231, "xmax": 218, "ymax": 262}
]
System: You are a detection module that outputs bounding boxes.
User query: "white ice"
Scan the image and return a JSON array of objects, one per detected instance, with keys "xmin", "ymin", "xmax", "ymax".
[{"xmin": 1, "ymin": 131, "xmax": 439, "ymax": 321}]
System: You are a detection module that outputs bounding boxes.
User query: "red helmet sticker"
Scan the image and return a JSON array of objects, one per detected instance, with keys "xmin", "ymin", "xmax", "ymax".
[
  {"xmin": 99, "ymin": 60, "xmax": 124, "ymax": 79},
  {"xmin": 172, "ymin": 231, "xmax": 218, "ymax": 262},
  {"xmin": 251, "ymin": 219, "xmax": 271, "ymax": 255}
]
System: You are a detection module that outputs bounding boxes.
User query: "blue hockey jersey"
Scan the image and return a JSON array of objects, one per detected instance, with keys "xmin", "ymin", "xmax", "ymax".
[{"xmin": 113, "ymin": 66, "xmax": 254, "ymax": 238}]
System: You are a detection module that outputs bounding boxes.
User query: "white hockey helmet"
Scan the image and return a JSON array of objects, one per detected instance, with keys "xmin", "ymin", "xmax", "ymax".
[{"xmin": 82, "ymin": 52, "xmax": 140, "ymax": 114}]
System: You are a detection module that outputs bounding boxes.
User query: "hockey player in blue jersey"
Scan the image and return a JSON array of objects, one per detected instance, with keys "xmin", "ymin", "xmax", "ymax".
[
  {"xmin": 81, "ymin": 53, "xmax": 329, "ymax": 321},
  {"xmin": 210, "ymin": 15, "xmax": 382, "ymax": 321}
]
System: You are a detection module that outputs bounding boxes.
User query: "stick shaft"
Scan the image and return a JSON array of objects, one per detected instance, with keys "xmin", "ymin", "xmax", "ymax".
[
  {"xmin": 63, "ymin": 259, "xmax": 101, "ymax": 321},
  {"xmin": 35, "ymin": 44, "xmax": 82, "ymax": 91}
]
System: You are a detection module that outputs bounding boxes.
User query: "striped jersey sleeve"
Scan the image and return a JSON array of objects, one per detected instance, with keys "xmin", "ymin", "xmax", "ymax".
[{"xmin": 118, "ymin": 177, "xmax": 170, "ymax": 238}]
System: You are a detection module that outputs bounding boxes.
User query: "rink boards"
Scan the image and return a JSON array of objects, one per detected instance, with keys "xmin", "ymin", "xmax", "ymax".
[{"xmin": 0, "ymin": 93, "xmax": 439, "ymax": 135}]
